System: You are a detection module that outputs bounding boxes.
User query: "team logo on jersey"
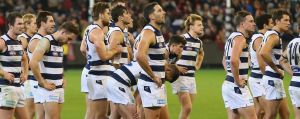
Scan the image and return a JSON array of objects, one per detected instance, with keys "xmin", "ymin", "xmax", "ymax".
[
  {"xmin": 9, "ymin": 51, "xmax": 16, "ymax": 56},
  {"xmin": 52, "ymin": 52, "xmax": 58, "ymax": 56},
  {"xmin": 186, "ymin": 47, "xmax": 193, "ymax": 51}
]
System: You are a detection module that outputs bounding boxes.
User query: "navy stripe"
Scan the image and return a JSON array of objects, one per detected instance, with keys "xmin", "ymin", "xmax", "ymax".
[
  {"xmin": 150, "ymin": 65, "xmax": 165, "ymax": 72},
  {"xmin": 89, "ymin": 70, "xmax": 113, "ymax": 76},
  {"xmin": 149, "ymin": 54, "xmax": 165, "ymax": 60},
  {"xmin": 0, "ymin": 79, "xmax": 21, "ymax": 87},
  {"xmin": 28, "ymin": 75, "xmax": 36, "ymax": 81},
  {"xmin": 265, "ymin": 71, "xmax": 282, "ymax": 79},
  {"xmin": 290, "ymin": 81, "xmax": 300, "ymax": 88},
  {"xmin": 225, "ymin": 75, "xmax": 234, "ymax": 83},
  {"xmin": 274, "ymin": 44, "xmax": 281, "ymax": 49},
  {"xmin": 180, "ymin": 72, "xmax": 195, "ymax": 77},
  {"xmin": 120, "ymin": 66, "xmax": 136, "ymax": 86},
  {"xmin": 111, "ymin": 73, "xmax": 130, "ymax": 87},
  {"xmin": 1, "ymin": 50, "xmax": 23, "ymax": 56},
  {"xmin": 0, "ymin": 61, "xmax": 21, "ymax": 67},
  {"xmin": 41, "ymin": 73, "xmax": 63, "ymax": 80},
  {"xmin": 250, "ymin": 72, "xmax": 263, "ymax": 78},
  {"xmin": 11, "ymin": 72, "xmax": 21, "ymax": 78},
  {"xmin": 240, "ymin": 57, "xmax": 248, "ymax": 63},
  {"xmin": 140, "ymin": 73, "xmax": 165, "ymax": 83},
  {"xmin": 45, "ymin": 51, "xmax": 63, "ymax": 57},
  {"xmin": 177, "ymin": 64, "xmax": 195, "ymax": 70},
  {"xmin": 85, "ymin": 63, "xmax": 90, "ymax": 70},
  {"xmin": 293, "ymin": 73, "xmax": 300, "ymax": 76},
  {"xmin": 89, "ymin": 60, "xmax": 109, "ymax": 66},
  {"xmin": 43, "ymin": 62, "xmax": 63, "ymax": 68},
  {"xmin": 274, "ymin": 54, "xmax": 281, "ymax": 60},
  {"xmin": 183, "ymin": 47, "xmax": 199, "ymax": 51},
  {"xmin": 180, "ymin": 55, "xmax": 197, "ymax": 61},
  {"xmin": 121, "ymin": 52, "xmax": 128, "ymax": 58},
  {"xmin": 227, "ymin": 69, "xmax": 248, "ymax": 75},
  {"xmin": 242, "ymin": 48, "xmax": 248, "ymax": 52},
  {"xmin": 150, "ymin": 43, "xmax": 165, "ymax": 48},
  {"xmin": 251, "ymin": 67, "xmax": 260, "ymax": 70}
]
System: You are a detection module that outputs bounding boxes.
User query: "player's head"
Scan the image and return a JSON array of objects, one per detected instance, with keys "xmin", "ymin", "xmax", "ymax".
[
  {"xmin": 234, "ymin": 11, "xmax": 256, "ymax": 34},
  {"xmin": 57, "ymin": 22, "xmax": 79, "ymax": 44},
  {"xmin": 126, "ymin": 16, "xmax": 133, "ymax": 28},
  {"xmin": 111, "ymin": 5, "xmax": 131, "ymax": 26},
  {"xmin": 256, "ymin": 14, "xmax": 273, "ymax": 30},
  {"xmin": 165, "ymin": 64, "xmax": 179, "ymax": 83},
  {"xmin": 7, "ymin": 12, "xmax": 24, "ymax": 35},
  {"xmin": 272, "ymin": 9, "xmax": 290, "ymax": 32},
  {"xmin": 92, "ymin": 2, "xmax": 110, "ymax": 26},
  {"xmin": 23, "ymin": 13, "xmax": 37, "ymax": 34},
  {"xmin": 143, "ymin": 2, "xmax": 166, "ymax": 25},
  {"xmin": 168, "ymin": 35, "xmax": 186, "ymax": 56},
  {"xmin": 111, "ymin": 0, "xmax": 126, "ymax": 8},
  {"xmin": 36, "ymin": 11, "xmax": 55, "ymax": 34},
  {"xmin": 185, "ymin": 14, "xmax": 204, "ymax": 36}
]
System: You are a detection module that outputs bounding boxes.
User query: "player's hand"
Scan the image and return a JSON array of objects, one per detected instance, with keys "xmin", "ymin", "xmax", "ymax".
[
  {"xmin": 153, "ymin": 76, "xmax": 162, "ymax": 87},
  {"xmin": 3, "ymin": 71, "xmax": 14, "ymax": 84},
  {"xmin": 62, "ymin": 79, "xmax": 67, "ymax": 88},
  {"xmin": 177, "ymin": 66, "xmax": 188, "ymax": 74},
  {"xmin": 115, "ymin": 45, "xmax": 123, "ymax": 53},
  {"xmin": 235, "ymin": 78, "xmax": 246, "ymax": 88},
  {"xmin": 20, "ymin": 73, "xmax": 28, "ymax": 84},
  {"xmin": 39, "ymin": 81, "xmax": 56, "ymax": 91},
  {"xmin": 276, "ymin": 68, "xmax": 284, "ymax": 79},
  {"xmin": 128, "ymin": 104, "xmax": 139, "ymax": 119}
]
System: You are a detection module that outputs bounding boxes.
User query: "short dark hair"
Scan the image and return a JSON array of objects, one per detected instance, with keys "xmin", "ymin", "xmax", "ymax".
[
  {"xmin": 36, "ymin": 11, "xmax": 53, "ymax": 28},
  {"xmin": 111, "ymin": 0, "xmax": 126, "ymax": 7},
  {"xmin": 111, "ymin": 5, "xmax": 127, "ymax": 22},
  {"xmin": 168, "ymin": 35, "xmax": 187, "ymax": 46},
  {"xmin": 256, "ymin": 14, "xmax": 272, "ymax": 29},
  {"xmin": 234, "ymin": 11, "xmax": 251, "ymax": 27},
  {"xmin": 92, "ymin": 2, "xmax": 110, "ymax": 21},
  {"xmin": 7, "ymin": 12, "xmax": 23, "ymax": 26},
  {"xmin": 272, "ymin": 9, "xmax": 290, "ymax": 23},
  {"xmin": 143, "ymin": 2, "xmax": 159, "ymax": 23},
  {"xmin": 59, "ymin": 22, "xmax": 79, "ymax": 34}
]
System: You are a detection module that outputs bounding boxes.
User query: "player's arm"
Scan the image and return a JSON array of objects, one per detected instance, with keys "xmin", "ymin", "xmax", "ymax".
[
  {"xmin": 253, "ymin": 37, "xmax": 266, "ymax": 74},
  {"xmin": 222, "ymin": 55, "xmax": 227, "ymax": 72},
  {"xmin": 136, "ymin": 30, "xmax": 162, "ymax": 87},
  {"xmin": 280, "ymin": 49, "xmax": 293, "ymax": 76},
  {"xmin": 29, "ymin": 38, "xmax": 55, "ymax": 90},
  {"xmin": 18, "ymin": 36, "xmax": 28, "ymax": 50},
  {"xmin": 0, "ymin": 38, "xmax": 14, "ymax": 83},
  {"xmin": 90, "ymin": 28, "xmax": 121, "ymax": 61},
  {"xmin": 259, "ymin": 34, "xmax": 283, "ymax": 76},
  {"xmin": 231, "ymin": 36, "xmax": 246, "ymax": 87},
  {"xmin": 109, "ymin": 31, "xmax": 124, "ymax": 68},
  {"xmin": 195, "ymin": 47, "xmax": 204, "ymax": 70},
  {"xmin": 28, "ymin": 38, "xmax": 40, "ymax": 53},
  {"xmin": 80, "ymin": 32, "xmax": 87, "ymax": 57},
  {"xmin": 19, "ymin": 39, "xmax": 28, "ymax": 83}
]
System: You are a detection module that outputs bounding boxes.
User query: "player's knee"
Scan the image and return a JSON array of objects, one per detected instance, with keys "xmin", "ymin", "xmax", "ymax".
[{"xmin": 182, "ymin": 105, "xmax": 192, "ymax": 114}]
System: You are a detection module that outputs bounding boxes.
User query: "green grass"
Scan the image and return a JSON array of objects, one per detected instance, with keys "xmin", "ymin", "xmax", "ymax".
[{"xmin": 61, "ymin": 69, "xmax": 294, "ymax": 119}]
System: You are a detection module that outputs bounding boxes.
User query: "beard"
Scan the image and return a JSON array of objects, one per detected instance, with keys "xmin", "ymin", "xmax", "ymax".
[{"xmin": 102, "ymin": 20, "xmax": 109, "ymax": 27}]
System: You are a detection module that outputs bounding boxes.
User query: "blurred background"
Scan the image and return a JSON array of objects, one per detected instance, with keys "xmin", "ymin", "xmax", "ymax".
[{"xmin": 0, "ymin": 0, "xmax": 299, "ymax": 67}]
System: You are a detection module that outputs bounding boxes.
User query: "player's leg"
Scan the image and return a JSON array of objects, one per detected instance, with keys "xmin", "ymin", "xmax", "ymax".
[
  {"xmin": 144, "ymin": 107, "xmax": 161, "ymax": 119},
  {"xmin": 15, "ymin": 107, "xmax": 29, "ymax": 119},
  {"xmin": 264, "ymin": 100, "xmax": 281, "ymax": 119},
  {"xmin": 253, "ymin": 97, "xmax": 264, "ymax": 119},
  {"xmin": 92, "ymin": 99, "xmax": 108, "ymax": 119},
  {"xmin": 294, "ymin": 106, "xmax": 300, "ymax": 119},
  {"xmin": 237, "ymin": 106, "xmax": 257, "ymax": 119},
  {"xmin": 109, "ymin": 102, "xmax": 121, "ymax": 119},
  {"xmin": 178, "ymin": 92, "xmax": 192, "ymax": 119},
  {"xmin": 25, "ymin": 98, "xmax": 35, "ymax": 119},
  {"xmin": 278, "ymin": 98, "xmax": 290, "ymax": 119},
  {"xmin": 226, "ymin": 108, "xmax": 240, "ymax": 119},
  {"xmin": 117, "ymin": 104, "xmax": 137, "ymax": 119},
  {"xmin": 14, "ymin": 86, "xmax": 29, "ymax": 119},
  {"xmin": 84, "ymin": 94, "xmax": 92, "ymax": 119},
  {"xmin": 35, "ymin": 103, "xmax": 45, "ymax": 119},
  {"xmin": 44, "ymin": 102, "xmax": 60, "ymax": 119},
  {"xmin": 0, "ymin": 107, "xmax": 15, "ymax": 119},
  {"xmin": 159, "ymin": 105, "xmax": 169, "ymax": 119}
]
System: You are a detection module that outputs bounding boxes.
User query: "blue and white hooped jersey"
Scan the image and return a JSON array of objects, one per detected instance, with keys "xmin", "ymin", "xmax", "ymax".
[
  {"xmin": 176, "ymin": 33, "xmax": 202, "ymax": 77},
  {"xmin": 27, "ymin": 33, "xmax": 43, "ymax": 80},
  {"xmin": 286, "ymin": 38, "xmax": 300, "ymax": 90},
  {"xmin": 249, "ymin": 33, "xmax": 264, "ymax": 78},
  {"xmin": 262, "ymin": 30, "xmax": 282, "ymax": 79},
  {"xmin": 106, "ymin": 26, "xmax": 129, "ymax": 65},
  {"xmin": 139, "ymin": 24, "xmax": 166, "ymax": 81},
  {"xmin": 39, "ymin": 35, "xmax": 63, "ymax": 86},
  {"xmin": 111, "ymin": 61, "xmax": 142, "ymax": 87},
  {"xmin": 0, "ymin": 34, "xmax": 23, "ymax": 86},
  {"xmin": 17, "ymin": 33, "xmax": 31, "ymax": 48},
  {"xmin": 224, "ymin": 32, "xmax": 249, "ymax": 81},
  {"xmin": 85, "ymin": 24, "xmax": 114, "ymax": 76}
]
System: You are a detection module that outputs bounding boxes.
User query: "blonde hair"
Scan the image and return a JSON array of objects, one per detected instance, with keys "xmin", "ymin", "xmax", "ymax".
[
  {"xmin": 184, "ymin": 14, "xmax": 203, "ymax": 31},
  {"xmin": 22, "ymin": 13, "xmax": 36, "ymax": 31}
]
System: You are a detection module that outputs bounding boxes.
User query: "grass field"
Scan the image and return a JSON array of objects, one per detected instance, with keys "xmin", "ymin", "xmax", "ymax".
[{"xmin": 61, "ymin": 69, "xmax": 294, "ymax": 119}]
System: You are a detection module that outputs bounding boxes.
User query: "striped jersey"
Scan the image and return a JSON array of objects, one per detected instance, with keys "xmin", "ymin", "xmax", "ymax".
[
  {"xmin": 140, "ymin": 24, "xmax": 166, "ymax": 81},
  {"xmin": 39, "ymin": 35, "xmax": 63, "ymax": 86},
  {"xmin": 85, "ymin": 24, "xmax": 115, "ymax": 76},
  {"xmin": 17, "ymin": 33, "xmax": 31, "ymax": 49},
  {"xmin": 249, "ymin": 33, "xmax": 264, "ymax": 78},
  {"xmin": 262, "ymin": 30, "xmax": 282, "ymax": 79},
  {"xmin": 27, "ymin": 33, "xmax": 43, "ymax": 80},
  {"xmin": 176, "ymin": 33, "xmax": 202, "ymax": 77},
  {"xmin": 0, "ymin": 34, "xmax": 24, "ymax": 86},
  {"xmin": 286, "ymin": 38, "xmax": 300, "ymax": 90},
  {"xmin": 106, "ymin": 26, "xmax": 129, "ymax": 65},
  {"xmin": 224, "ymin": 32, "xmax": 249, "ymax": 81}
]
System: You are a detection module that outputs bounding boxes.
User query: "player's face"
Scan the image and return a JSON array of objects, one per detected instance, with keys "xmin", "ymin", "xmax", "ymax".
[
  {"xmin": 152, "ymin": 5, "xmax": 166, "ymax": 25},
  {"xmin": 277, "ymin": 14, "xmax": 290, "ymax": 32},
  {"xmin": 191, "ymin": 20, "xmax": 204, "ymax": 37},
  {"xmin": 127, "ymin": 16, "xmax": 133, "ymax": 28},
  {"xmin": 27, "ymin": 17, "xmax": 37, "ymax": 34},
  {"xmin": 101, "ymin": 9, "xmax": 110, "ymax": 27},
  {"xmin": 45, "ymin": 16, "xmax": 56, "ymax": 34},
  {"xmin": 11, "ymin": 17, "xmax": 24, "ymax": 35},
  {"xmin": 122, "ymin": 11, "xmax": 131, "ymax": 25},
  {"xmin": 60, "ymin": 32, "xmax": 77, "ymax": 44},
  {"xmin": 243, "ymin": 15, "xmax": 256, "ymax": 33},
  {"xmin": 170, "ymin": 43, "xmax": 184, "ymax": 55}
]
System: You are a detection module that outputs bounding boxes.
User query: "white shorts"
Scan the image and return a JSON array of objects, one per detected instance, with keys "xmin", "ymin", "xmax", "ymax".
[
  {"xmin": 29, "ymin": 80, "xmax": 44, "ymax": 103},
  {"xmin": 171, "ymin": 76, "xmax": 196, "ymax": 94},
  {"xmin": 262, "ymin": 76, "xmax": 286, "ymax": 100},
  {"xmin": 137, "ymin": 79, "xmax": 167, "ymax": 107},
  {"xmin": 81, "ymin": 67, "xmax": 89, "ymax": 93},
  {"xmin": 107, "ymin": 77, "xmax": 135, "ymax": 105},
  {"xmin": 222, "ymin": 81, "xmax": 254, "ymax": 110},
  {"xmin": 87, "ymin": 74, "xmax": 108, "ymax": 100},
  {"xmin": 40, "ymin": 87, "xmax": 64, "ymax": 103},
  {"xmin": 289, "ymin": 90, "xmax": 300, "ymax": 107},
  {"xmin": 0, "ymin": 85, "xmax": 25, "ymax": 108},
  {"xmin": 248, "ymin": 77, "xmax": 265, "ymax": 97},
  {"xmin": 22, "ymin": 80, "xmax": 33, "ymax": 99}
]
